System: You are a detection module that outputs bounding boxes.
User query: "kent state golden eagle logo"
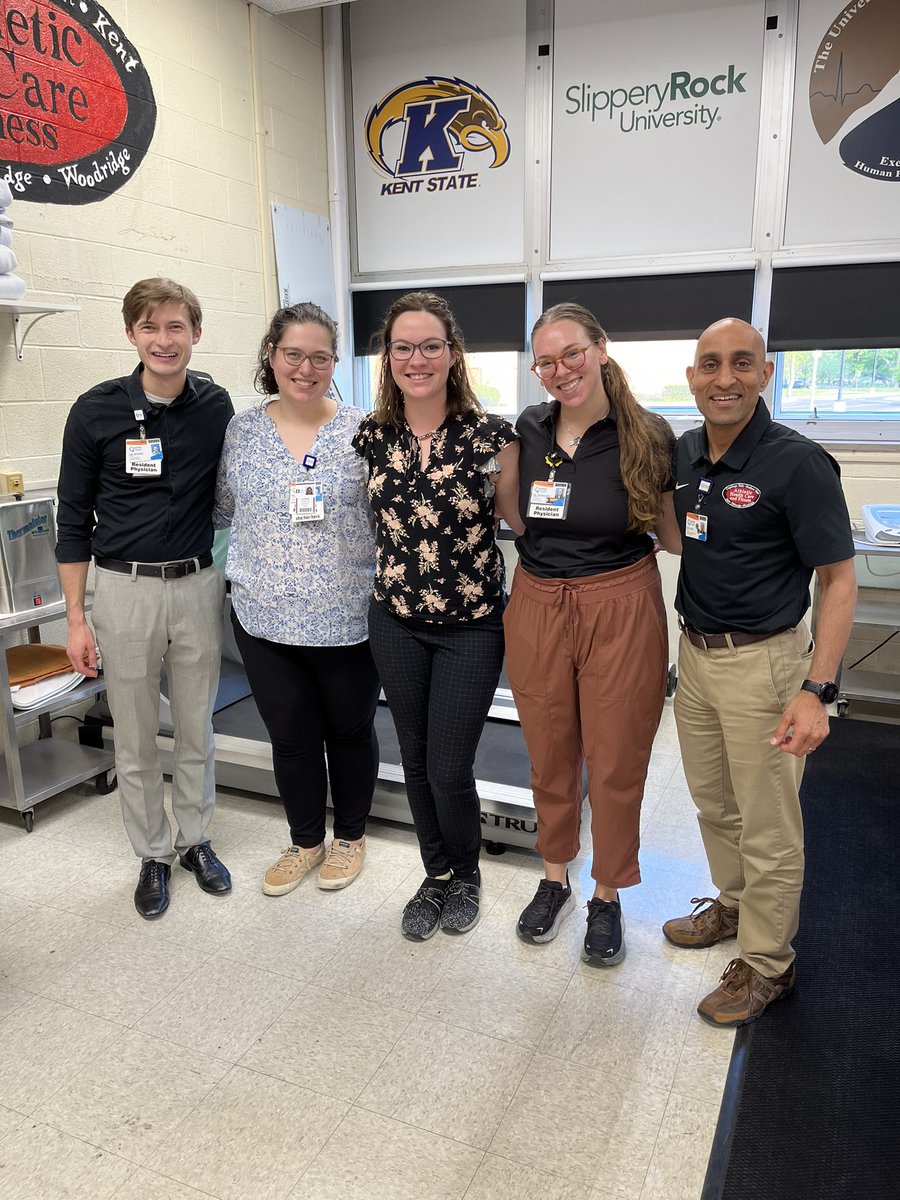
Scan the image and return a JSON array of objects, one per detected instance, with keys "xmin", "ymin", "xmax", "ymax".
[{"xmin": 364, "ymin": 76, "xmax": 510, "ymax": 194}]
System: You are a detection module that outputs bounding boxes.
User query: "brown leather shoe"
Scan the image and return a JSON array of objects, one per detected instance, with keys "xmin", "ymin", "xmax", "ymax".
[
  {"xmin": 662, "ymin": 896, "xmax": 739, "ymax": 948},
  {"xmin": 697, "ymin": 958, "xmax": 795, "ymax": 1027}
]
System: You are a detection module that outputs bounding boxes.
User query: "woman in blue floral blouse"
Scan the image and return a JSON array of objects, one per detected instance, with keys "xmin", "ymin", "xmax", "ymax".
[
  {"xmin": 353, "ymin": 291, "xmax": 521, "ymax": 940},
  {"xmin": 215, "ymin": 303, "xmax": 379, "ymax": 896}
]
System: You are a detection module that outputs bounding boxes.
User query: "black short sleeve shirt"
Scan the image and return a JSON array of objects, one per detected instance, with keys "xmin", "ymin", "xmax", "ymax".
[
  {"xmin": 674, "ymin": 400, "xmax": 854, "ymax": 633},
  {"xmin": 353, "ymin": 410, "xmax": 515, "ymax": 622},
  {"xmin": 514, "ymin": 401, "xmax": 666, "ymax": 578}
]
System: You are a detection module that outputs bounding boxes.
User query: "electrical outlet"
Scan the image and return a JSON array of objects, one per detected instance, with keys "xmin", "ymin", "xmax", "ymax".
[{"xmin": 2, "ymin": 472, "xmax": 25, "ymax": 494}]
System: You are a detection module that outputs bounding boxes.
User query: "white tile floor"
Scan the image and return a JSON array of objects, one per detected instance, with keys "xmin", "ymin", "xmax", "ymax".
[{"xmin": 0, "ymin": 703, "xmax": 736, "ymax": 1200}]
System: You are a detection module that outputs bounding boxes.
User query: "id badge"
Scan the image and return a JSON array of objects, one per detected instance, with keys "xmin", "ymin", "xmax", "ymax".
[
  {"xmin": 289, "ymin": 481, "xmax": 325, "ymax": 523},
  {"xmin": 125, "ymin": 438, "xmax": 163, "ymax": 476},
  {"xmin": 527, "ymin": 479, "xmax": 570, "ymax": 520},
  {"xmin": 685, "ymin": 512, "xmax": 708, "ymax": 541}
]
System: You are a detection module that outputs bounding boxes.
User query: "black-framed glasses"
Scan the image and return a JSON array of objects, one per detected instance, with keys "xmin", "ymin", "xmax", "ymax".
[
  {"xmin": 530, "ymin": 343, "xmax": 597, "ymax": 379},
  {"xmin": 388, "ymin": 338, "xmax": 451, "ymax": 361},
  {"xmin": 275, "ymin": 346, "xmax": 337, "ymax": 370}
]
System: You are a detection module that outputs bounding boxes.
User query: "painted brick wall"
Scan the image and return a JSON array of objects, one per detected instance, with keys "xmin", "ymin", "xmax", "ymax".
[{"xmin": 0, "ymin": 0, "xmax": 328, "ymax": 489}]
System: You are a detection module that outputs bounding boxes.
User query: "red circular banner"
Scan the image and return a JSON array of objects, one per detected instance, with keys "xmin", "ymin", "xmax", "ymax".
[{"xmin": 1, "ymin": 0, "xmax": 156, "ymax": 204}]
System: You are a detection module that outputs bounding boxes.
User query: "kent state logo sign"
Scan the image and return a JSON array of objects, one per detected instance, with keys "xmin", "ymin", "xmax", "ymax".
[
  {"xmin": 0, "ymin": 0, "xmax": 156, "ymax": 204},
  {"xmin": 809, "ymin": 0, "xmax": 900, "ymax": 182},
  {"xmin": 364, "ymin": 75, "xmax": 510, "ymax": 196}
]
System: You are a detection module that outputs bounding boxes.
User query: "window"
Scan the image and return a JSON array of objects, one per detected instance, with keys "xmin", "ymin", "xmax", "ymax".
[
  {"xmin": 774, "ymin": 348, "xmax": 900, "ymax": 421},
  {"xmin": 360, "ymin": 350, "xmax": 520, "ymax": 418},
  {"xmin": 605, "ymin": 338, "xmax": 699, "ymax": 427}
]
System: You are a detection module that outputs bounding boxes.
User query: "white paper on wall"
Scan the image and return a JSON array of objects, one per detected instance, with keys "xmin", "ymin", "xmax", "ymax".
[
  {"xmin": 350, "ymin": 0, "xmax": 527, "ymax": 275},
  {"xmin": 783, "ymin": 0, "xmax": 900, "ymax": 249},
  {"xmin": 549, "ymin": 0, "xmax": 766, "ymax": 261}
]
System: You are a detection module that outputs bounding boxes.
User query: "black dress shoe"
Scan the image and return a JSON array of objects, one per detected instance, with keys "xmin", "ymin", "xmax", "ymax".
[
  {"xmin": 179, "ymin": 843, "xmax": 232, "ymax": 894},
  {"xmin": 135, "ymin": 860, "xmax": 171, "ymax": 919}
]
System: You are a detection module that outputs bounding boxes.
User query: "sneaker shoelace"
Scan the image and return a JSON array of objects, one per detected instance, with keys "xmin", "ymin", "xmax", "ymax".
[
  {"xmin": 527, "ymin": 879, "xmax": 567, "ymax": 923},
  {"xmin": 324, "ymin": 842, "xmax": 356, "ymax": 870},
  {"xmin": 585, "ymin": 898, "xmax": 619, "ymax": 940},
  {"xmin": 719, "ymin": 958, "xmax": 753, "ymax": 994}
]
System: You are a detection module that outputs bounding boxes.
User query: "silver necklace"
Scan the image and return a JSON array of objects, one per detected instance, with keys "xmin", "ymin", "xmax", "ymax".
[{"xmin": 559, "ymin": 416, "xmax": 584, "ymax": 447}]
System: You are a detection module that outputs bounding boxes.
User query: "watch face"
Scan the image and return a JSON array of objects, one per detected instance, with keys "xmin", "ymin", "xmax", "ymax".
[{"xmin": 821, "ymin": 681, "xmax": 839, "ymax": 704}]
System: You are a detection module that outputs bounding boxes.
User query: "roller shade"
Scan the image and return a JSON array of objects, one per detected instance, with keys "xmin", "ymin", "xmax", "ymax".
[
  {"xmin": 541, "ymin": 270, "xmax": 755, "ymax": 341},
  {"xmin": 769, "ymin": 263, "xmax": 900, "ymax": 351},
  {"xmin": 352, "ymin": 284, "xmax": 527, "ymax": 356}
]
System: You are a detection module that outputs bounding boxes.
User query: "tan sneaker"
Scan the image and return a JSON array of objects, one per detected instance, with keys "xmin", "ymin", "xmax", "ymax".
[
  {"xmin": 662, "ymin": 896, "xmax": 739, "ymax": 948},
  {"xmin": 697, "ymin": 958, "xmax": 795, "ymax": 1027},
  {"xmin": 262, "ymin": 845, "xmax": 325, "ymax": 896},
  {"xmin": 318, "ymin": 837, "xmax": 366, "ymax": 890}
]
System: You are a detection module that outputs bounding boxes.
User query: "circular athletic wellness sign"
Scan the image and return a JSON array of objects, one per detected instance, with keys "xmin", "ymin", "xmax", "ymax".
[
  {"xmin": 809, "ymin": 1, "xmax": 900, "ymax": 183},
  {"xmin": 0, "ymin": 0, "xmax": 156, "ymax": 204}
]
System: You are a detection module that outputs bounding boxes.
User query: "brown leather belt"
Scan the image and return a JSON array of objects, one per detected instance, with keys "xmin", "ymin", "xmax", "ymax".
[
  {"xmin": 680, "ymin": 622, "xmax": 791, "ymax": 650},
  {"xmin": 96, "ymin": 554, "xmax": 212, "ymax": 580}
]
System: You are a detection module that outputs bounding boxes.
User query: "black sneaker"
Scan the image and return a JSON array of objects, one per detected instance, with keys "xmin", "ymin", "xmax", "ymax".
[
  {"xmin": 401, "ymin": 878, "xmax": 450, "ymax": 941},
  {"xmin": 582, "ymin": 897, "xmax": 625, "ymax": 966},
  {"xmin": 440, "ymin": 870, "xmax": 481, "ymax": 934},
  {"xmin": 517, "ymin": 877, "xmax": 576, "ymax": 943}
]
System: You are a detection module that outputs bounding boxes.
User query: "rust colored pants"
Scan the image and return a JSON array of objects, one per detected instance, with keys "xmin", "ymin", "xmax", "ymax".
[{"xmin": 504, "ymin": 556, "xmax": 668, "ymax": 888}]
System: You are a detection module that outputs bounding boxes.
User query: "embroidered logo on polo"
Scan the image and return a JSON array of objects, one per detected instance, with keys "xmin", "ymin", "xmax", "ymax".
[
  {"xmin": 723, "ymin": 483, "xmax": 761, "ymax": 509},
  {"xmin": 809, "ymin": 1, "xmax": 900, "ymax": 183}
]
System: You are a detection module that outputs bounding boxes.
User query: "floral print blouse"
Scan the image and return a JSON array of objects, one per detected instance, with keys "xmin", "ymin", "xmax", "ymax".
[
  {"xmin": 215, "ymin": 402, "xmax": 375, "ymax": 646},
  {"xmin": 352, "ymin": 410, "xmax": 516, "ymax": 623}
]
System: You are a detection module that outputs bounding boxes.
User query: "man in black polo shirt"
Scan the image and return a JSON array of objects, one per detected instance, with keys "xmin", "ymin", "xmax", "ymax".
[
  {"xmin": 56, "ymin": 279, "xmax": 234, "ymax": 919},
  {"xmin": 663, "ymin": 317, "xmax": 856, "ymax": 1026}
]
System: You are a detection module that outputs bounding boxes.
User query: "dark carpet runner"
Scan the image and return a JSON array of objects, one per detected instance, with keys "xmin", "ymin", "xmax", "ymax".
[{"xmin": 703, "ymin": 717, "xmax": 899, "ymax": 1200}]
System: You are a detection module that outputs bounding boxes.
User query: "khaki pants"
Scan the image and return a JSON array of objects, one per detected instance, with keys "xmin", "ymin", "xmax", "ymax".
[
  {"xmin": 674, "ymin": 625, "xmax": 812, "ymax": 976},
  {"xmin": 504, "ymin": 556, "xmax": 667, "ymax": 889},
  {"xmin": 92, "ymin": 564, "xmax": 225, "ymax": 864}
]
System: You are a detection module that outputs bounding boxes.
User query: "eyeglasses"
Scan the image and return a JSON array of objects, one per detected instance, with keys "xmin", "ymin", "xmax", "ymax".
[
  {"xmin": 275, "ymin": 347, "xmax": 336, "ymax": 370},
  {"xmin": 388, "ymin": 338, "xmax": 451, "ymax": 361},
  {"xmin": 530, "ymin": 344, "xmax": 597, "ymax": 379}
]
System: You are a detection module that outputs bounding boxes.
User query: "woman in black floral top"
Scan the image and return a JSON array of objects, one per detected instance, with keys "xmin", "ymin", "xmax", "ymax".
[{"xmin": 353, "ymin": 292, "xmax": 520, "ymax": 940}]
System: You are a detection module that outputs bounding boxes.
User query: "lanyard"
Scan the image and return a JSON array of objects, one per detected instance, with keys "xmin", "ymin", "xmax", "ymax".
[{"xmin": 695, "ymin": 476, "xmax": 713, "ymax": 510}]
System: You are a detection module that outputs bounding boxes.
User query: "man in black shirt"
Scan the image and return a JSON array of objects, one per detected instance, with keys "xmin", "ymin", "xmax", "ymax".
[
  {"xmin": 56, "ymin": 279, "xmax": 234, "ymax": 919},
  {"xmin": 663, "ymin": 318, "xmax": 856, "ymax": 1026}
]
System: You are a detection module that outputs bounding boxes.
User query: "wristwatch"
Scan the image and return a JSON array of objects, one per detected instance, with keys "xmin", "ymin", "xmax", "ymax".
[{"xmin": 801, "ymin": 679, "xmax": 839, "ymax": 704}]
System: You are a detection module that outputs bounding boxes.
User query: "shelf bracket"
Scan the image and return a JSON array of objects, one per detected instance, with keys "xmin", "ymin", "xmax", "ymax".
[{"xmin": 13, "ymin": 311, "xmax": 57, "ymax": 362}]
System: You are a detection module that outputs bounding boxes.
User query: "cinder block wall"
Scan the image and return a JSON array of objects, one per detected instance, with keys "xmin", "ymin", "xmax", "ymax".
[{"xmin": 0, "ymin": 0, "xmax": 329, "ymax": 490}]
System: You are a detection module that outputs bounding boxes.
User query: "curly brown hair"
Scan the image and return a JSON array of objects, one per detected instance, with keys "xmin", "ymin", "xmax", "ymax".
[
  {"xmin": 532, "ymin": 303, "xmax": 674, "ymax": 534},
  {"xmin": 254, "ymin": 303, "xmax": 338, "ymax": 396},
  {"xmin": 372, "ymin": 292, "xmax": 483, "ymax": 427}
]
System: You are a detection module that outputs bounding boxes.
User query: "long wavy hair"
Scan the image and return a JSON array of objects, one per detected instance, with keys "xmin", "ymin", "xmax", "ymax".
[
  {"xmin": 372, "ymin": 291, "xmax": 483, "ymax": 427},
  {"xmin": 532, "ymin": 303, "xmax": 674, "ymax": 533},
  {"xmin": 254, "ymin": 302, "xmax": 338, "ymax": 396}
]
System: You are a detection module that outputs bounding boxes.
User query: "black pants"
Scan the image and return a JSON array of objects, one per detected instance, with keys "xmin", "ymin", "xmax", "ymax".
[
  {"xmin": 368, "ymin": 599, "xmax": 504, "ymax": 877},
  {"xmin": 231, "ymin": 611, "xmax": 380, "ymax": 846}
]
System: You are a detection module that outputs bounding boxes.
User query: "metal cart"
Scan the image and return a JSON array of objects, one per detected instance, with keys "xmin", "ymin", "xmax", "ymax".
[{"xmin": 0, "ymin": 600, "xmax": 116, "ymax": 832}]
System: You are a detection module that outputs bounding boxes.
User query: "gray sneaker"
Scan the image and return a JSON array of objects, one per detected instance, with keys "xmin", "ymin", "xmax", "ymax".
[
  {"xmin": 440, "ymin": 870, "xmax": 481, "ymax": 934},
  {"xmin": 401, "ymin": 878, "xmax": 449, "ymax": 941}
]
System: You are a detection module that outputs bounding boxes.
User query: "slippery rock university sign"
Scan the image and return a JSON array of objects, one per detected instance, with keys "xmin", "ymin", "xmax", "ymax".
[{"xmin": 0, "ymin": 0, "xmax": 155, "ymax": 204}]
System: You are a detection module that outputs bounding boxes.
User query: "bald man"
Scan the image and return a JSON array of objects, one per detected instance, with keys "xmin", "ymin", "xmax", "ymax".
[{"xmin": 663, "ymin": 319, "xmax": 856, "ymax": 1026}]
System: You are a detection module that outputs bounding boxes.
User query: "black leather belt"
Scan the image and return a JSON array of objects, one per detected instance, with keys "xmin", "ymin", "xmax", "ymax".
[
  {"xmin": 680, "ymin": 622, "xmax": 791, "ymax": 650},
  {"xmin": 96, "ymin": 554, "xmax": 212, "ymax": 580}
]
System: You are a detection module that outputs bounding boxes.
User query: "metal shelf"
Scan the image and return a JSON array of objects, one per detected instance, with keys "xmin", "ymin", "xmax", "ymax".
[
  {"xmin": 0, "ymin": 300, "xmax": 79, "ymax": 361},
  {"xmin": 13, "ymin": 676, "xmax": 108, "ymax": 728},
  {"xmin": 0, "ymin": 739, "xmax": 113, "ymax": 808}
]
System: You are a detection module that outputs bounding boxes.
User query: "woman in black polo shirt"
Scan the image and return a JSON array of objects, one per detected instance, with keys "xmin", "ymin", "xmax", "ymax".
[
  {"xmin": 353, "ymin": 292, "xmax": 520, "ymax": 940},
  {"xmin": 506, "ymin": 302, "xmax": 680, "ymax": 965}
]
